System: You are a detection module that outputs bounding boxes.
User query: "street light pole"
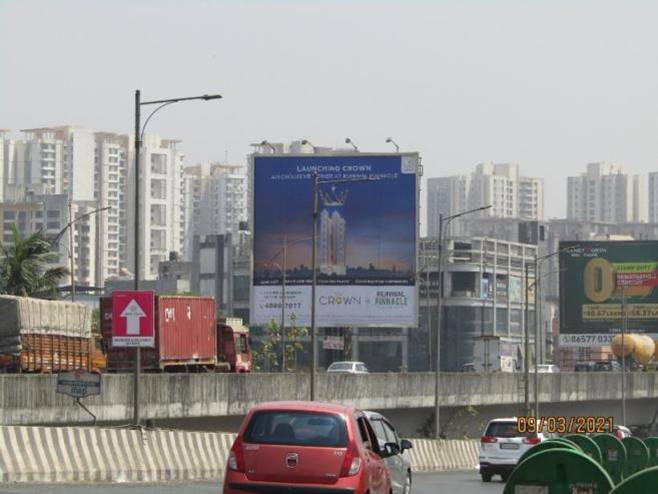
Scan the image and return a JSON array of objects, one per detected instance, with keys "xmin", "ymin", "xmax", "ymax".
[
  {"xmin": 434, "ymin": 204, "xmax": 492, "ymax": 439},
  {"xmin": 281, "ymin": 237, "xmax": 287, "ymax": 372},
  {"xmin": 310, "ymin": 173, "xmax": 319, "ymax": 400},
  {"xmin": 132, "ymin": 89, "xmax": 221, "ymax": 426},
  {"xmin": 68, "ymin": 202, "xmax": 76, "ymax": 302},
  {"xmin": 309, "ymin": 174, "xmax": 377, "ymax": 400},
  {"xmin": 621, "ymin": 286, "xmax": 627, "ymax": 425},
  {"xmin": 524, "ymin": 261, "xmax": 531, "ymax": 417}
]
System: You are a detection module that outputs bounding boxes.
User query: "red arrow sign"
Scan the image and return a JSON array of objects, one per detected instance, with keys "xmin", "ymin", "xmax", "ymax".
[{"xmin": 112, "ymin": 291, "xmax": 155, "ymax": 347}]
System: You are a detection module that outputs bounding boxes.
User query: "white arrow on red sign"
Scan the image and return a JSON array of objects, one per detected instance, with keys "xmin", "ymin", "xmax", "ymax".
[{"xmin": 121, "ymin": 299, "xmax": 146, "ymax": 335}]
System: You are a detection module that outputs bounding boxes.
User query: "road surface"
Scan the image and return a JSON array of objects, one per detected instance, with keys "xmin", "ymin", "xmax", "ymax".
[{"xmin": 0, "ymin": 471, "xmax": 505, "ymax": 494}]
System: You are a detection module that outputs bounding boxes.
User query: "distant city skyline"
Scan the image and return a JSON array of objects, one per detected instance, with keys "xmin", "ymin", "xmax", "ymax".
[{"xmin": 4, "ymin": 1, "xmax": 658, "ymax": 234}]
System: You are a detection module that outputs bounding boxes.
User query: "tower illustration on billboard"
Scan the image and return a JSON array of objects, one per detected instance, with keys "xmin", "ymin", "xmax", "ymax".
[{"xmin": 319, "ymin": 186, "xmax": 348, "ymax": 276}]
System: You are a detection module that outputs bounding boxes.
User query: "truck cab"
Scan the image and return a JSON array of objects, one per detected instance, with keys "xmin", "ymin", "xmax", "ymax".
[{"xmin": 217, "ymin": 318, "xmax": 252, "ymax": 373}]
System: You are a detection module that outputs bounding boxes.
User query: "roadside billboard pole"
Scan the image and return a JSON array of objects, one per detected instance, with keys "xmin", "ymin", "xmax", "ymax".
[{"xmin": 311, "ymin": 173, "xmax": 318, "ymax": 400}]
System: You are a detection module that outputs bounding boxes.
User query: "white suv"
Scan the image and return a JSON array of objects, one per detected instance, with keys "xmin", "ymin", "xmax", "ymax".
[{"xmin": 479, "ymin": 417, "xmax": 549, "ymax": 482}]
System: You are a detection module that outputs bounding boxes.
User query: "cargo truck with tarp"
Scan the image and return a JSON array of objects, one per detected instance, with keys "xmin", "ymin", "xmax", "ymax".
[{"xmin": 0, "ymin": 295, "xmax": 106, "ymax": 373}]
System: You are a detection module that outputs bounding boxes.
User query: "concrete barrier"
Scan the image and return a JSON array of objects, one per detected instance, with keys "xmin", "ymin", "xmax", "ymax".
[
  {"xmin": 407, "ymin": 438, "xmax": 479, "ymax": 472},
  {"xmin": 0, "ymin": 426, "xmax": 479, "ymax": 483}
]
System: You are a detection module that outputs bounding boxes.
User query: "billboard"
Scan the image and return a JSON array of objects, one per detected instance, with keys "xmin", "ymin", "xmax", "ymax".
[
  {"xmin": 559, "ymin": 241, "xmax": 658, "ymax": 347},
  {"xmin": 251, "ymin": 153, "xmax": 418, "ymax": 327}
]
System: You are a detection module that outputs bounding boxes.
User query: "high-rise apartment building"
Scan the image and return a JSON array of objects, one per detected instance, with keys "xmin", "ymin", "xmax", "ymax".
[
  {"xmin": 127, "ymin": 134, "xmax": 186, "ymax": 280},
  {"xmin": 94, "ymin": 132, "xmax": 130, "ymax": 282},
  {"xmin": 319, "ymin": 209, "xmax": 347, "ymax": 275},
  {"xmin": 649, "ymin": 172, "xmax": 658, "ymax": 223},
  {"xmin": 567, "ymin": 162, "xmax": 646, "ymax": 223},
  {"xmin": 426, "ymin": 163, "xmax": 544, "ymax": 237},
  {"xmin": 0, "ymin": 194, "xmax": 98, "ymax": 287},
  {"xmin": 183, "ymin": 163, "xmax": 247, "ymax": 259}
]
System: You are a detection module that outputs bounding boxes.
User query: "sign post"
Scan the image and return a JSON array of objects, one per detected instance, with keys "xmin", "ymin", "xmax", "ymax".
[
  {"xmin": 111, "ymin": 291, "xmax": 155, "ymax": 427},
  {"xmin": 111, "ymin": 291, "xmax": 155, "ymax": 347},
  {"xmin": 56, "ymin": 370, "xmax": 101, "ymax": 424}
]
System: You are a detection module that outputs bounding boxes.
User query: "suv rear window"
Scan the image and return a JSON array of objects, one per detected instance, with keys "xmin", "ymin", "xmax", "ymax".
[
  {"xmin": 329, "ymin": 363, "xmax": 352, "ymax": 370},
  {"xmin": 486, "ymin": 421, "xmax": 537, "ymax": 438},
  {"xmin": 244, "ymin": 411, "xmax": 348, "ymax": 447}
]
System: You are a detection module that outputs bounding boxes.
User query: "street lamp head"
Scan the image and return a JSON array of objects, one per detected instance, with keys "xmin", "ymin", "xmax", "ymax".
[
  {"xmin": 301, "ymin": 139, "xmax": 310, "ymax": 145},
  {"xmin": 202, "ymin": 94, "xmax": 222, "ymax": 100},
  {"xmin": 345, "ymin": 137, "xmax": 358, "ymax": 152},
  {"xmin": 385, "ymin": 137, "xmax": 392, "ymax": 143}
]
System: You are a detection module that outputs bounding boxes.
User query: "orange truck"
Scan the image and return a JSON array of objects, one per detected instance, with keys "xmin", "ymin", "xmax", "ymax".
[{"xmin": 0, "ymin": 295, "xmax": 106, "ymax": 373}]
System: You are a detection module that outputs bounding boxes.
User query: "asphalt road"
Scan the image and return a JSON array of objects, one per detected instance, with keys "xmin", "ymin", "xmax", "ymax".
[{"xmin": 0, "ymin": 471, "xmax": 506, "ymax": 494}]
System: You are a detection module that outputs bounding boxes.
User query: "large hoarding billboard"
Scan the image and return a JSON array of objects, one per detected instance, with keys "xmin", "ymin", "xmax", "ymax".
[
  {"xmin": 251, "ymin": 153, "xmax": 418, "ymax": 327},
  {"xmin": 559, "ymin": 240, "xmax": 658, "ymax": 346}
]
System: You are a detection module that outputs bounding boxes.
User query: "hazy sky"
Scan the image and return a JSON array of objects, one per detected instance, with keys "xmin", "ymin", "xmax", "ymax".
[{"xmin": 2, "ymin": 1, "xmax": 658, "ymax": 231}]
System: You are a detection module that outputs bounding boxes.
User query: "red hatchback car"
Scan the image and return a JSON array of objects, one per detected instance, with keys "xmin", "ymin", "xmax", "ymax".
[{"xmin": 223, "ymin": 401, "xmax": 394, "ymax": 494}]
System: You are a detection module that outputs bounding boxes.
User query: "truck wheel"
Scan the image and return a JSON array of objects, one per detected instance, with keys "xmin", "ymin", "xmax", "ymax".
[{"xmin": 481, "ymin": 471, "xmax": 493, "ymax": 482}]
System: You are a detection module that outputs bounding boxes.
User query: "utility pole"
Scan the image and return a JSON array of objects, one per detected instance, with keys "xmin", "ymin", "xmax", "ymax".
[
  {"xmin": 68, "ymin": 202, "xmax": 75, "ymax": 302},
  {"xmin": 524, "ymin": 261, "xmax": 530, "ymax": 417},
  {"xmin": 434, "ymin": 214, "xmax": 443, "ymax": 439},
  {"xmin": 621, "ymin": 286, "xmax": 627, "ymax": 425},
  {"xmin": 534, "ymin": 254, "xmax": 539, "ymax": 418},
  {"xmin": 310, "ymin": 173, "xmax": 318, "ymax": 400},
  {"xmin": 133, "ymin": 89, "xmax": 142, "ymax": 426}
]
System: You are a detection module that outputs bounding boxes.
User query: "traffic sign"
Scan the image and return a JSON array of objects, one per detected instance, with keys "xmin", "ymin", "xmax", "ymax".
[
  {"xmin": 56, "ymin": 370, "xmax": 101, "ymax": 398},
  {"xmin": 112, "ymin": 291, "xmax": 155, "ymax": 347}
]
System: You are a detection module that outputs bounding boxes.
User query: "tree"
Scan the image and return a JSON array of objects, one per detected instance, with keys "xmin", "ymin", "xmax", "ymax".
[
  {"xmin": 0, "ymin": 224, "xmax": 69, "ymax": 299},
  {"xmin": 253, "ymin": 314, "xmax": 309, "ymax": 372}
]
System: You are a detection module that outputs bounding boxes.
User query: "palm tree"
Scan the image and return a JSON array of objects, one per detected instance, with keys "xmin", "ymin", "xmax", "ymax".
[{"xmin": 0, "ymin": 224, "xmax": 69, "ymax": 299}]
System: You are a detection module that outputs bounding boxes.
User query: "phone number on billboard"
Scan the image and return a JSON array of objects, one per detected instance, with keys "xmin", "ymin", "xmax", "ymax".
[{"xmin": 559, "ymin": 334, "xmax": 613, "ymax": 345}]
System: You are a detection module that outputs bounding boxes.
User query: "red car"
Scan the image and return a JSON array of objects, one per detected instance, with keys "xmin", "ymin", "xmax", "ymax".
[{"xmin": 223, "ymin": 401, "xmax": 394, "ymax": 494}]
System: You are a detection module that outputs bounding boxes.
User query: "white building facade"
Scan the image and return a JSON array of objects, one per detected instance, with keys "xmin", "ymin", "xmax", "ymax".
[
  {"xmin": 567, "ymin": 162, "xmax": 646, "ymax": 223},
  {"xmin": 427, "ymin": 163, "xmax": 544, "ymax": 237}
]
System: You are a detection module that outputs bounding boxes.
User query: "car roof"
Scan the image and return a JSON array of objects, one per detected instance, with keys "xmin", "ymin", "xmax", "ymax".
[
  {"xmin": 250, "ymin": 401, "xmax": 355, "ymax": 414},
  {"xmin": 488, "ymin": 417, "xmax": 518, "ymax": 423},
  {"xmin": 363, "ymin": 410, "xmax": 385, "ymax": 420},
  {"xmin": 329, "ymin": 361, "xmax": 365, "ymax": 365}
]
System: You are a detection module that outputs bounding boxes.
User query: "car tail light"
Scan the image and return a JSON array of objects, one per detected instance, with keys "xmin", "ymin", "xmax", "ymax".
[
  {"xmin": 228, "ymin": 437, "xmax": 245, "ymax": 472},
  {"xmin": 481, "ymin": 435, "xmax": 498, "ymax": 443},
  {"xmin": 340, "ymin": 445, "xmax": 362, "ymax": 477},
  {"xmin": 523, "ymin": 437, "xmax": 541, "ymax": 445}
]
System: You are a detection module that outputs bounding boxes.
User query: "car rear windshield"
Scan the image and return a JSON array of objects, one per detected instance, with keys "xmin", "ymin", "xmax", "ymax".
[
  {"xmin": 329, "ymin": 363, "xmax": 352, "ymax": 370},
  {"xmin": 486, "ymin": 421, "xmax": 537, "ymax": 438},
  {"xmin": 244, "ymin": 411, "xmax": 348, "ymax": 447}
]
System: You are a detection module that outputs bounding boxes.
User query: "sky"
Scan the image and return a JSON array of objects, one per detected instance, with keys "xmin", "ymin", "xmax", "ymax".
[{"xmin": 2, "ymin": 0, "xmax": 658, "ymax": 233}]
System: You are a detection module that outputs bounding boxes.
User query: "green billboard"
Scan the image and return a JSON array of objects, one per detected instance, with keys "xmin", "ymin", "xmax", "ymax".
[{"xmin": 559, "ymin": 241, "xmax": 658, "ymax": 346}]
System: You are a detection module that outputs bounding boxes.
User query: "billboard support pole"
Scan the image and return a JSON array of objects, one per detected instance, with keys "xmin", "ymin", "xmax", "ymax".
[
  {"xmin": 534, "ymin": 255, "xmax": 539, "ymax": 418},
  {"xmin": 310, "ymin": 173, "xmax": 318, "ymax": 401},
  {"xmin": 621, "ymin": 287, "xmax": 627, "ymax": 425}
]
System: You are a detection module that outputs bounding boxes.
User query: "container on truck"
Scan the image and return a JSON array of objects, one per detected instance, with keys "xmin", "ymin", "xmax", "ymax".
[
  {"xmin": 102, "ymin": 295, "xmax": 216, "ymax": 372},
  {"xmin": 100, "ymin": 296, "xmax": 252, "ymax": 373},
  {"xmin": 0, "ymin": 295, "xmax": 106, "ymax": 373}
]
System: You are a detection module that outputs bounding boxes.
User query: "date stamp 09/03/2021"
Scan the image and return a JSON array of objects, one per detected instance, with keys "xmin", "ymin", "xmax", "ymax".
[{"xmin": 517, "ymin": 416, "xmax": 614, "ymax": 434}]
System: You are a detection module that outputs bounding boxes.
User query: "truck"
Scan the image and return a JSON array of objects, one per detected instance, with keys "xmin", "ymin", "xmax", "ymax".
[
  {"xmin": 472, "ymin": 336, "xmax": 520, "ymax": 373},
  {"xmin": 100, "ymin": 296, "xmax": 252, "ymax": 372},
  {"xmin": 0, "ymin": 295, "xmax": 106, "ymax": 373}
]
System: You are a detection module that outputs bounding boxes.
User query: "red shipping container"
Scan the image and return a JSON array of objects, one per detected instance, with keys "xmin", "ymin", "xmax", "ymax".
[{"xmin": 102, "ymin": 296, "xmax": 217, "ymax": 371}]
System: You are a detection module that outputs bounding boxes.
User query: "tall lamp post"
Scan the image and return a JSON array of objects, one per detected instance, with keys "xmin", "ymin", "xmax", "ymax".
[
  {"xmin": 133, "ymin": 90, "xmax": 221, "ymax": 426},
  {"xmin": 51, "ymin": 204, "xmax": 112, "ymax": 301},
  {"xmin": 435, "ymin": 205, "xmax": 492, "ymax": 439},
  {"xmin": 531, "ymin": 244, "xmax": 580, "ymax": 417},
  {"xmin": 310, "ymin": 173, "xmax": 377, "ymax": 401},
  {"xmin": 265, "ymin": 235, "xmax": 313, "ymax": 372}
]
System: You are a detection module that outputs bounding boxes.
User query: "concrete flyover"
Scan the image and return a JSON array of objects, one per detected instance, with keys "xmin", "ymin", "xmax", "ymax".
[{"xmin": 1, "ymin": 372, "xmax": 657, "ymax": 426}]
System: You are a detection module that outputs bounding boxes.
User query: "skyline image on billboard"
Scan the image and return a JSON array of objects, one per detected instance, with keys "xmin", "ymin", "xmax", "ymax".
[{"xmin": 251, "ymin": 153, "xmax": 418, "ymax": 327}]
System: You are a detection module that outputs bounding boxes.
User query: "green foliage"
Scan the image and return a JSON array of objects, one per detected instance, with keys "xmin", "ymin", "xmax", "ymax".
[
  {"xmin": 0, "ymin": 224, "xmax": 69, "ymax": 299},
  {"xmin": 91, "ymin": 308, "xmax": 101, "ymax": 334},
  {"xmin": 253, "ymin": 313, "xmax": 308, "ymax": 372}
]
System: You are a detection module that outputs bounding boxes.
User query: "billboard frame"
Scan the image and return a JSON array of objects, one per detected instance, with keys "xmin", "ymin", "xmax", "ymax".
[{"xmin": 248, "ymin": 151, "xmax": 420, "ymax": 328}]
